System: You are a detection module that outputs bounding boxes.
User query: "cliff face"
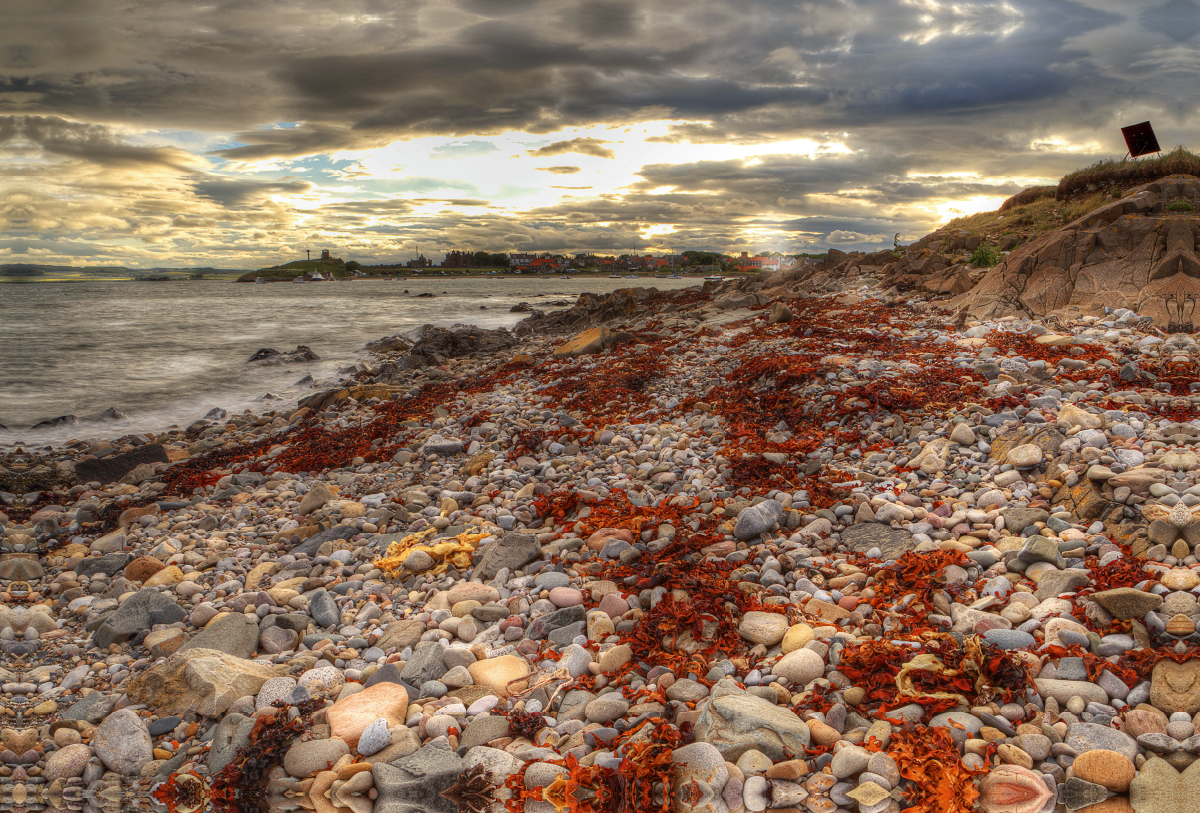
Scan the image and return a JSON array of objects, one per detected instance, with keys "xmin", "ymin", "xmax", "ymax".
[
  {"xmin": 794, "ymin": 175, "xmax": 1200, "ymax": 329},
  {"xmin": 953, "ymin": 175, "xmax": 1200, "ymax": 325}
]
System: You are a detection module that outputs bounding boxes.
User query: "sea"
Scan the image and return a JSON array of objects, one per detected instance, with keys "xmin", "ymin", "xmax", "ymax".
[{"xmin": 0, "ymin": 275, "xmax": 703, "ymax": 449}]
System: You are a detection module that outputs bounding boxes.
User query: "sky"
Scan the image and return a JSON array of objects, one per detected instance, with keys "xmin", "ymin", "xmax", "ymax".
[{"xmin": 2, "ymin": 0, "xmax": 1199, "ymax": 269}]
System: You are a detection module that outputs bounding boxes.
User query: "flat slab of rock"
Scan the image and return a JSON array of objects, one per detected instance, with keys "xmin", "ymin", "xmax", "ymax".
[
  {"xmin": 178, "ymin": 612, "xmax": 260, "ymax": 659},
  {"xmin": 74, "ymin": 444, "xmax": 169, "ymax": 485},
  {"xmin": 1091, "ymin": 587, "xmax": 1163, "ymax": 621},
  {"xmin": 472, "ymin": 532, "xmax": 540, "ymax": 580},
  {"xmin": 127, "ymin": 646, "xmax": 281, "ymax": 717},
  {"xmin": 840, "ymin": 524, "xmax": 916, "ymax": 560}
]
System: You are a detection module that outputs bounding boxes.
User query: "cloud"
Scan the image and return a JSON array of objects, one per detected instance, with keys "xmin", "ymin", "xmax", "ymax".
[
  {"xmin": 429, "ymin": 140, "xmax": 501, "ymax": 159},
  {"xmin": 191, "ymin": 175, "xmax": 312, "ymax": 207},
  {"xmin": 0, "ymin": 1, "xmax": 1192, "ymax": 267},
  {"xmin": 526, "ymin": 138, "xmax": 617, "ymax": 159}
]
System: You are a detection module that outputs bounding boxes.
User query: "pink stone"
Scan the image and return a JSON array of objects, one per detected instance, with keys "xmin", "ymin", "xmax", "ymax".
[
  {"xmin": 837, "ymin": 595, "xmax": 858, "ymax": 611},
  {"xmin": 326, "ymin": 682, "xmax": 408, "ymax": 749},
  {"xmin": 586, "ymin": 528, "xmax": 635, "ymax": 551},
  {"xmin": 549, "ymin": 586, "xmax": 583, "ymax": 608},
  {"xmin": 598, "ymin": 593, "xmax": 629, "ymax": 619},
  {"xmin": 974, "ymin": 616, "xmax": 1008, "ymax": 634}
]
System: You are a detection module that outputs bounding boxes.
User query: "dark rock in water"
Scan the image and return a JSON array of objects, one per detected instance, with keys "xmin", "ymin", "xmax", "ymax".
[
  {"xmin": 415, "ymin": 292, "xmax": 435, "ymax": 298},
  {"xmin": 95, "ymin": 407, "xmax": 127, "ymax": 421},
  {"xmin": 204, "ymin": 407, "xmax": 227, "ymax": 420},
  {"xmin": 363, "ymin": 335, "xmax": 412, "ymax": 354},
  {"xmin": 510, "ymin": 302, "xmax": 532, "ymax": 313},
  {"xmin": 517, "ymin": 287, "xmax": 657, "ymax": 334},
  {"xmin": 247, "ymin": 345, "xmax": 319, "ymax": 363},
  {"xmin": 404, "ymin": 325, "xmax": 518, "ymax": 368},
  {"xmin": 31, "ymin": 415, "xmax": 78, "ymax": 430},
  {"xmin": 74, "ymin": 444, "xmax": 169, "ymax": 485},
  {"xmin": 295, "ymin": 374, "xmax": 314, "ymax": 386}
]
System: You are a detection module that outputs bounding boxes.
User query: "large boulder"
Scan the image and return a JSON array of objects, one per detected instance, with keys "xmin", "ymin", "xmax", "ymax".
[
  {"xmin": 694, "ymin": 678, "xmax": 811, "ymax": 761},
  {"xmin": 178, "ymin": 612, "xmax": 260, "ymax": 659},
  {"xmin": 91, "ymin": 587, "xmax": 187, "ymax": 649},
  {"xmin": 92, "ymin": 709, "xmax": 153, "ymax": 776},
  {"xmin": 127, "ymin": 647, "xmax": 281, "ymax": 717}
]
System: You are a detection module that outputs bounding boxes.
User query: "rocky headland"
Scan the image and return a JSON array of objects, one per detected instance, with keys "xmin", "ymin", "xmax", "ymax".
[{"xmin": 5, "ymin": 178, "xmax": 1200, "ymax": 813}]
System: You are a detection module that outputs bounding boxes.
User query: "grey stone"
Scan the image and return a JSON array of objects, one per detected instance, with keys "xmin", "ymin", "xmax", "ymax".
[
  {"xmin": 981, "ymin": 629, "xmax": 1035, "ymax": 650},
  {"xmin": 260, "ymin": 625, "xmax": 299, "ymax": 654},
  {"xmin": 179, "ymin": 612, "xmax": 260, "ymax": 659},
  {"xmin": 1035, "ymin": 679, "xmax": 1109, "ymax": 706},
  {"xmin": 1034, "ymin": 568, "xmax": 1091, "ymax": 601},
  {"xmin": 284, "ymin": 737, "xmax": 350, "ymax": 778},
  {"xmin": 830, "ymin": 745, "xmax": 871, "ymax": 779},
  {"xmin": 206, "ymin": 713, "xmax": 254, "ymax": 774},
  {"xmin": 357, "ymin": 718, "xmax": 393, "ymax": 757},
  {"xmin": 526, "ymin": 605, "xmax": 586, "ymax": 640},
  {"xmin": 694, "ymin": 678, "xmax": 810, "ymax": 761},
  {"xmin": 734, "ymin": 500, "xmax": 784, "ymax": 540},
  {"xmin": 309, "ymin": 589, "xmax": 340, "ymax": 629},
  {"xmin": 92, "ymin": 587, "xmax": 187, "ymax": 649},
  {"xmin": 62, "ymin": 692, "xmax": 114, "ymax": 724},
  {"xmin": 399, "ymin": 641, "xmax": 448, "ymax": 686},
  {"xmin": 1000, "ymin": 507, "xmax": 1049, "ymax": 533},
  {"xmin": 458, "ymin": 714, "xmax": 511, "ymax": 754},
  {"xmin": 291, "ymin": 525, "xmax": 357, "ymax": 558},
  {"xmin": 75, "ymin": 553, "xmax": 133, "ymax": 579},
  {"xmin": 1017, "ymin": 536, "xmax": 1064, "ymax": 566},
  {"xmin": 1065, "ymin": 722, "xmax": 1139, "ymax": 760},
  {"xmin": 840, "ymin": 524, "xmax": 917, "ymax": 560},
  {"xmin": 92, "ymin": 709, "xmax": 153, "ymax": 776},
  {"xmin": 373, "ymin": 741, "xmax": 465, "ymax": 813},
  {"xmin": 929, "ymin": 711, "xmax": 982, "ymax": 744},
  {"xmin": 473, "ymin": 533, "xmax": 541, "ymax": 580}
]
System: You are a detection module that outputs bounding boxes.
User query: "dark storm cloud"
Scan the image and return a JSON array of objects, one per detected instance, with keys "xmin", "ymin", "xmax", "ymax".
[
  {"xmin": 526, "ymin": 138, "xmax": 616, "ymax": 159},
  {"xmin": 190, "ymin": 175, "xmax": 312, "ymax": 207}
]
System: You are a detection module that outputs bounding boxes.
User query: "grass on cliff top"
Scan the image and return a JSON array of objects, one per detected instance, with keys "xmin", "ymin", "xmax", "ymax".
[
  {"xmin": 943, "ymin": 146, "xmax": 1200, "ymax": 246},
  {"xmin": 1057, "ymin": 146, "xmax": 1200, "ymax": 198},
  {"xmin": 943, "ymin": 192, "xmax": 1111, "ymax": 241}
]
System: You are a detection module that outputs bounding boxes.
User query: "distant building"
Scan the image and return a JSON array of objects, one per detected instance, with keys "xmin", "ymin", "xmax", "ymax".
[
  {"xmin": 509, "ymin": 252, "xmax": 536, "ymax": 267},
  {"xmin": 405, "ymin": 254, "xmax": 432, "ymax": 269}
]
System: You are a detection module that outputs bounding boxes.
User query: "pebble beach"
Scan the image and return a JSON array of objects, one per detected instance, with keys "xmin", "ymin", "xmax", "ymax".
[{"xmin": 3, "ymin": 267, "xmax": 1199, "ymax": 813}]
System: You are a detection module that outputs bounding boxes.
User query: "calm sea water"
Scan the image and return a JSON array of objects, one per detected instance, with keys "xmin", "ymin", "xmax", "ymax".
[{"xmin": 0, "ymin": 275, "xmax": 701, "ymax": 447}]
